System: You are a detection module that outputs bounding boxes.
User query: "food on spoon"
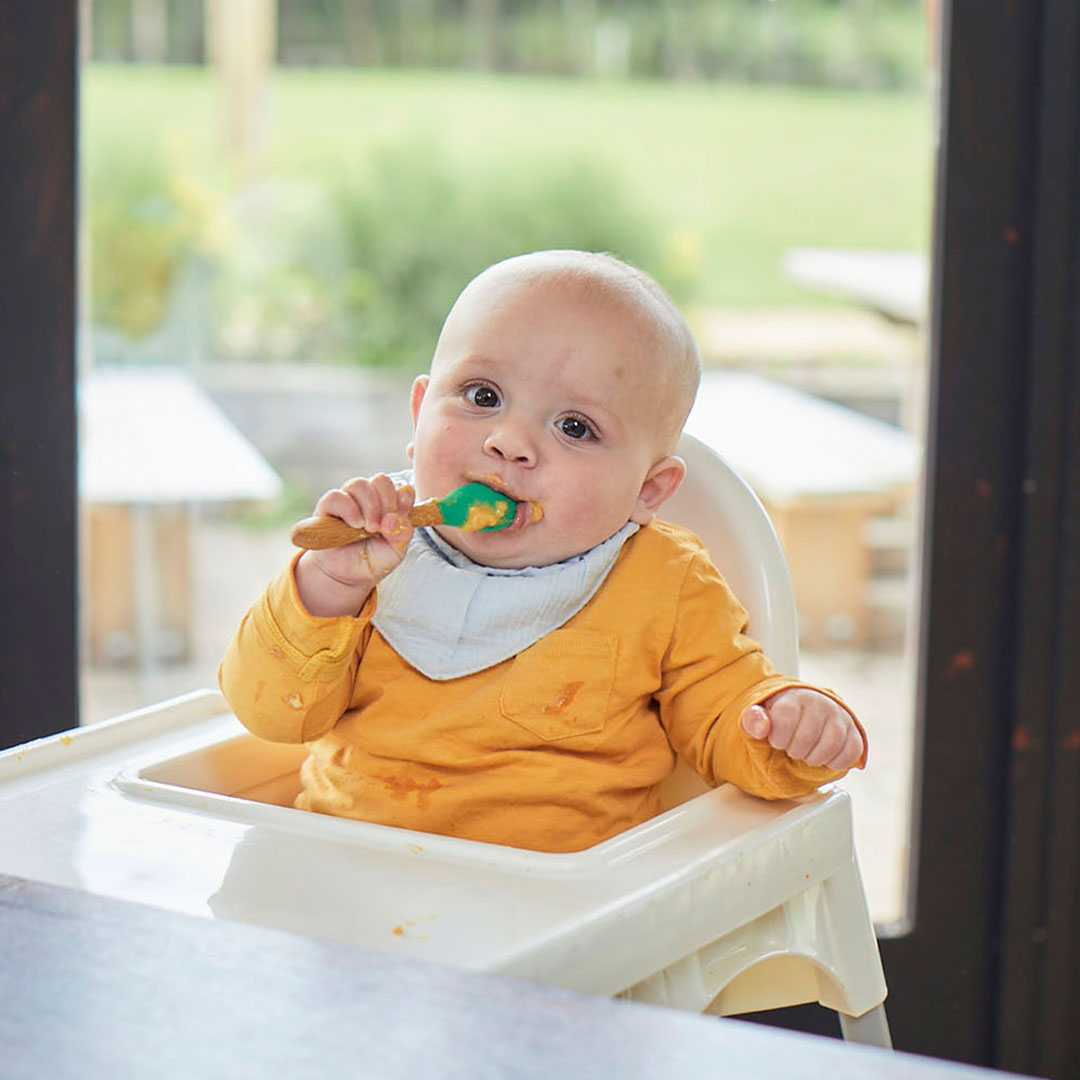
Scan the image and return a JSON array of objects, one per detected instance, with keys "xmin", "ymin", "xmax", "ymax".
[{"xmin": 290, "ymin": 482, "xmax": 533, "ymax": 550}]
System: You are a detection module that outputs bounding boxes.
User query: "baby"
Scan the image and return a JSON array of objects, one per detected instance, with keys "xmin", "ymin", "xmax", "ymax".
[{"xmin": 219, "ymin": 249, "xmax": 866, "ymax": 853}]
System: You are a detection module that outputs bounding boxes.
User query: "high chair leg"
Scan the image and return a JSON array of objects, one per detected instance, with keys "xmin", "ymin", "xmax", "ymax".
[{"xmin": 839, "ymin": 1003, "xmax": 892, "ymax": 1048}]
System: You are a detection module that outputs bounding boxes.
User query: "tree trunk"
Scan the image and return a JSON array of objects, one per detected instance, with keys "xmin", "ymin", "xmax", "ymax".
[
  {"xmin": 561, "ymin": 0, "xmax": 598, "ymax": 76},
  {"xmin": 341, "ymin": 0, "xmax": 383, "ymax": 66},
  {"xmin": 400, "ymin": 0, "xmax": 435, "ymax": 67},
  {"xmin": 468, "ymin": 0, "xmax": 499, "ymax": 70},
  {"xmin": 131, "ymin": 0, "xmax": 168, "ymax": 63},
  {"xmin": 205, "ymin": 0, "xmax": 277, "ymax": 183}
]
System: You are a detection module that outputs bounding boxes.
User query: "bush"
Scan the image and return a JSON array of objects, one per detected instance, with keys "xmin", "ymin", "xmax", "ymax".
[
  {"xmin": 99, "ymin": 135, "xmax": 678, "ymax": 370},
  {"xmin": 162, "ymin": 135, "xmax": 673, "ymax": 369},
  {"xmin": 330, "ymin": 139, "xmax": 670, "ymax": 368},
  {"xmin": 88, "ymin": 137, "xmax": 225, "ymax": 342}
]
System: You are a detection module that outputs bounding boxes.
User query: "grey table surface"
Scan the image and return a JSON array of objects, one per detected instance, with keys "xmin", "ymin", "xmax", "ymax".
[{"xmin": 0, "ymin": 873, "xmax": 1029, "ymax": 1080}]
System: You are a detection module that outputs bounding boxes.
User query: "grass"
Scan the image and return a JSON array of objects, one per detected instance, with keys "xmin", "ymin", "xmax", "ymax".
[{"xmin": 82, "ymin": 64, "xmax": 934, "ymax": 308}]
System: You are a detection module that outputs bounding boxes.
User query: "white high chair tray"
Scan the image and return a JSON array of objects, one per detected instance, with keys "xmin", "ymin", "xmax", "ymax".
[{"xmin": 0, "ymin": 689, "xmax": 863, "ymax": 1002}]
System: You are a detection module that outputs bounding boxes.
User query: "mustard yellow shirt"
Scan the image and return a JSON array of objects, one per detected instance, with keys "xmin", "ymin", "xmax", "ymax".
[{"xmin": 219, "ymin": 521, "xmax": 865, "ymax": 852}]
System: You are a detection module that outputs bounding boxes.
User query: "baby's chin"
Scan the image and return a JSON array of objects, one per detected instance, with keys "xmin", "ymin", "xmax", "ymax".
[
  {"xmin": 432, "ymin": 526, "xmax": 558, "ymax": 570},
  {"xmin": 440, "ymin": 522, "xmax": 626, "ymax": 570}
]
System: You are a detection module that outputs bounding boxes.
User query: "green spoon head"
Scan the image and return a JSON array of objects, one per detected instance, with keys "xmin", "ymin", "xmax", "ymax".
[{"xmin": 437, "ymin": 482, "xmax": 517, "ymax": 531}]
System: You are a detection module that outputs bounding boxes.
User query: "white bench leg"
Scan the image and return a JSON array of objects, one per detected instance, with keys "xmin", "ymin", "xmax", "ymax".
[{"xmin": 839, "ymin": 1003, "xmax": 892, "ymax": 1048}]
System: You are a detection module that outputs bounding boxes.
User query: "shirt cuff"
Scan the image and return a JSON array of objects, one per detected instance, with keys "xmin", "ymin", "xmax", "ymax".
[{"xmin": 257, "ymin": 551, "xmax": 375, "ymax": 682}]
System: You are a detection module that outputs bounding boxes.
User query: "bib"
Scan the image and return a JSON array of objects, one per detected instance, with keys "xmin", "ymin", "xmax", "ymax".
[{"xmin": 372, "ymin": 498, "xmax": 637, "ymax": 680}]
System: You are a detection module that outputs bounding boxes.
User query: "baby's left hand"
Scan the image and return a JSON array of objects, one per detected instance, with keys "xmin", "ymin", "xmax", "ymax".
[{"xmin": 741, "ymin": 688, "xmax": 864, "ymax": 771}]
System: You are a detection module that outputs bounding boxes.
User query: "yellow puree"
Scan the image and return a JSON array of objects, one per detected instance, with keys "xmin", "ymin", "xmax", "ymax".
[
  {"xmin": 463, "ymin": 501, "xmax": 510, "ymax": 531},
  {"xmin": 469, "ymin": 474, "xmax": 544, "ymax": 526}
]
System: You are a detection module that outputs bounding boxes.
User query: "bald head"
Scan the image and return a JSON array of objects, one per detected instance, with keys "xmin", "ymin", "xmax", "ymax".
[{"xmin": 436, "ymin": 250, "xmax": 701, "ymax": 452}]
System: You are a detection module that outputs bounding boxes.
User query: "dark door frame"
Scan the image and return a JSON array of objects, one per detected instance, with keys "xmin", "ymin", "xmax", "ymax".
[
  {"xmin": 0, "ymin": 2, "xmax": 79, "ymax": 745},
  {"xmin": 3, "ymin": 2, "xmax": 1080, "ymax": 1075},
  {"xmin": 880, "ymin": 2, "xmax": 1080, "ymax": 1074}
]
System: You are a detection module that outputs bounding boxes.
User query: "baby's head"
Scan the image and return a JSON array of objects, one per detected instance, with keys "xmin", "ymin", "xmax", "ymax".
[{"xmin": 408, "ymin": 250, "xmax": 702, "ymax": 568}]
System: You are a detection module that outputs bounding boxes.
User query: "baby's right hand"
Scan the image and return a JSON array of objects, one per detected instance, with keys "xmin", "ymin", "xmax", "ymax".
[{"xmin": 295, "ymin": 474, "xmax": 415, "ymax": 616}]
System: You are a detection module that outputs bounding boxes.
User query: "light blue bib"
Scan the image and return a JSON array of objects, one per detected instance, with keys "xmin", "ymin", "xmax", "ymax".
[{"xmin": 371, "ymin": 482, "xmax": 637, "ymax": 680}]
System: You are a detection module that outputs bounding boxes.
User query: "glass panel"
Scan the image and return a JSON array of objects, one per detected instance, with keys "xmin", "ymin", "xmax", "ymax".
[{"xmin": 79, "ymin": 0, "xmax": 933, "ymax": 927}]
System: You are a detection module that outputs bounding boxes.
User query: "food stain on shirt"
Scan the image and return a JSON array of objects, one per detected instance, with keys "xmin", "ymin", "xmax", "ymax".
[
  {"xmin": 282, "ymin": 692, "xmax": 304, "ymax": 710},
  {"xmin": 269, "ymin": 646, "xmax": 285, "ymax": 660},
  {"xmin": 379, "ymin": 774, "xmax": 445, "ymax": 808},
  {"xmin": 541, "ymin": 681, "xmax": 584, "ymax": 715}
]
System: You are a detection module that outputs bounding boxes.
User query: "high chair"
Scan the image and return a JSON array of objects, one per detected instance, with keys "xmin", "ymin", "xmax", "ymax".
[
  {"xmin": 629, "ymin": 434, "xmax": 890, "ymax": 1045},
  {"xmin": 0, "ymin": 435, "xmax": 889, "ymax": 1047}
]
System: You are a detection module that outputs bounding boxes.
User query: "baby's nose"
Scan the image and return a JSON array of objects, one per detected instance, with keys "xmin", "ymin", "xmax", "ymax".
[{"xmin": 483, "ymin": 423, "xmax": 536, "ymax": 466}]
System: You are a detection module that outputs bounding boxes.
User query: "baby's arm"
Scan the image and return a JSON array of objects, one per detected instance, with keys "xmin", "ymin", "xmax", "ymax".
[
  {"xmin": 296, "ymin": 474, "xmax": 415, "ymax": 616},
  {"xmin": 658, "ymin": 549, "xmax": 867, "ymax": 799},
  {"xmin": 219, "ymin": 474, "xmax": 414, "ymax": 745},
  {"xmin": 741, "ymin": 689, "xmax": 864, "ymax": 772}
]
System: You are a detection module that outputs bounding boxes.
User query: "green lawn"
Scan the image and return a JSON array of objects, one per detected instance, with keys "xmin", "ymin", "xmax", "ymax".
[{"xmin": 83, "ymin": 64, "xmax": 933, "ymax": 309}]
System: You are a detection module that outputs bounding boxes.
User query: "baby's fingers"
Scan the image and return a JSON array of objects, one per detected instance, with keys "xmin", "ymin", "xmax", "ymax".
[
  {"xmin": 741, "ymin": 704, "xmax": 771, "ymax": 740},
  {"xmin": 824, "ymin": 724, "xmax": 865, "ymax": 771},
  {"xmin": 801, "ymin": 711, "xmax": 857, "ymax": 767},
  {"xmin": 757, "ymin": 693, "xmax": 809, "ymax": 755},
  {"xmin": 743, "ymin": 690, "xmax": 863, "ymax": 773},
  {"xmin": 377, "ymin": 509, "xmax": 413, "ymax": 554},
  {"xmin": 340, "ymin": 474, "xmax": 398, "ymax": 533},
  {"xmin": 394, "ymin": 482, "xmax": 416, "ymax": 515},
  {"xmin": 313, "ymin": 486, "xmax": 366, "ymax": 529}
]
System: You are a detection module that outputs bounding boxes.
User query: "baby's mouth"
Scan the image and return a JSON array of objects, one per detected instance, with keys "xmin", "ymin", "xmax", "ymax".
[
  {"xmin": 508, "ymin": 499, "xmax": 538, "ymax": 531},
  {"xmin": 465, "ymin": 472, "xmax": 543, "ymax": 530}
]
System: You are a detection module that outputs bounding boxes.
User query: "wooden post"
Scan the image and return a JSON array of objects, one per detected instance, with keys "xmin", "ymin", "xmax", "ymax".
[
  {"xmin": 205, "ymin": 0, "xmax": 277, "ymax": 183},
  {"xmin": 131, "ymin": 0, "xmax": 168, "ymax": 63},
  {"xmin": 467, "ymin": 0, "xmax": 499, "ymax": 70},
  {"xmin": 341, "ymin": 0, "xmax": 383, "ymax": 66}
]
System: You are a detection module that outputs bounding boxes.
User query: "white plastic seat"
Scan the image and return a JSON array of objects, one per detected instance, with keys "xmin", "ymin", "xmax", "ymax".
[{"xmin": 0, "ymin": 434, "xmax": 889, "ymax": 1046}]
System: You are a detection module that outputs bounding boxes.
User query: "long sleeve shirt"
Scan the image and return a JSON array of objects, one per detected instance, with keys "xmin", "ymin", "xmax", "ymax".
[{"xmin": 219, "ymin": 521, "xmax": 866, "ymax": 853}]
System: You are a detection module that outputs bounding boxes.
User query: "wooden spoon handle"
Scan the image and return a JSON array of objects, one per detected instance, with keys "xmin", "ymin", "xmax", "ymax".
[{"xmin": 290, "ymin": 500, "xmax": 443, "ymax": 549}]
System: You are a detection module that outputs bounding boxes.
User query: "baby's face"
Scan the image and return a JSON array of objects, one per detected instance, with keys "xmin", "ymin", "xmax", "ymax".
[{"xmin": 408, "ymin": 277, "xmax": 682, "ymax": 568}]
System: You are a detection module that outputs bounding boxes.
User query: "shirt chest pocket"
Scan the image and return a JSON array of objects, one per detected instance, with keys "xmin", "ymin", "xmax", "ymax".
[{"xmin": 499, "ymin": 630, "xmax": 619, "ymax": 742}]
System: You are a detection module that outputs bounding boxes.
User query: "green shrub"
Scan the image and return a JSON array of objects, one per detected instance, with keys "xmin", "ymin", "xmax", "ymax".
[
  {"xmin": 331, "ymin": 139, "xmax": 669, "ymax": 368},
  {"xmin": 206, "ymin": 137, "xmax": 673, "ymax": 369},
  {"xmin": 88, "ymin": 141, "xmax": 224, "ymax": 340},
  {"xmin": 88, "ymin": 127, "xmax": 675, "ymax": 370}
]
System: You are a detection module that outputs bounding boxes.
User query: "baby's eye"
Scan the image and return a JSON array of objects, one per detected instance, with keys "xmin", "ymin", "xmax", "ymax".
[
  {"xmin": 465, "ymin": 384, "xmax": 500, "ymax": 408},
  {"xmin": 557, "ymin": 415, "xmax": 595, "ymax": 441}
]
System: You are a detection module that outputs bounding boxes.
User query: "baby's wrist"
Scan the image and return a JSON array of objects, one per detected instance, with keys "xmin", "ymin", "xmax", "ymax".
[{"xmin": 295, "ymin": 552, "xmax": 375, "ymax": 617}]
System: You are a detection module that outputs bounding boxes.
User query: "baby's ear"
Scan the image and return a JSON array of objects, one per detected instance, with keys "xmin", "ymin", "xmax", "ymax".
[
  {"xmin": 409, "ymin": 374, "xmax": 429, "ymax": 427},
  {"xmin": 630, "ymin": 455, "xmax": 686, "ymax": 525}
]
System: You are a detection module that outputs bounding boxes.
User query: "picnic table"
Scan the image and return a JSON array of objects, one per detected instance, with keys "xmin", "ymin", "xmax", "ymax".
[
  {"xmin": 783, "ymin": 248, "xmax": 929, "ymax": 327},
  {"xmin": 79, "ymin": 365, "xmax": 281, "ymax": 671},
  {"xmin": 684, "ymin": 371, "xmax": 919, "ymax": 648}
]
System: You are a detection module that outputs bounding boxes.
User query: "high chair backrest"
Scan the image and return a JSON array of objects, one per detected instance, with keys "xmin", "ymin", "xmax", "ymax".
[{"xmin": 655, "ymin": 434, "xmax": 801, "ymax": 809}]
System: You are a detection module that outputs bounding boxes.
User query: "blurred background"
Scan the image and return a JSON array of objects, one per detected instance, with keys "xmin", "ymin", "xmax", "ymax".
[{"xmin": 78, "ymin": 0, "xmax": 935, "ymax": 929}]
